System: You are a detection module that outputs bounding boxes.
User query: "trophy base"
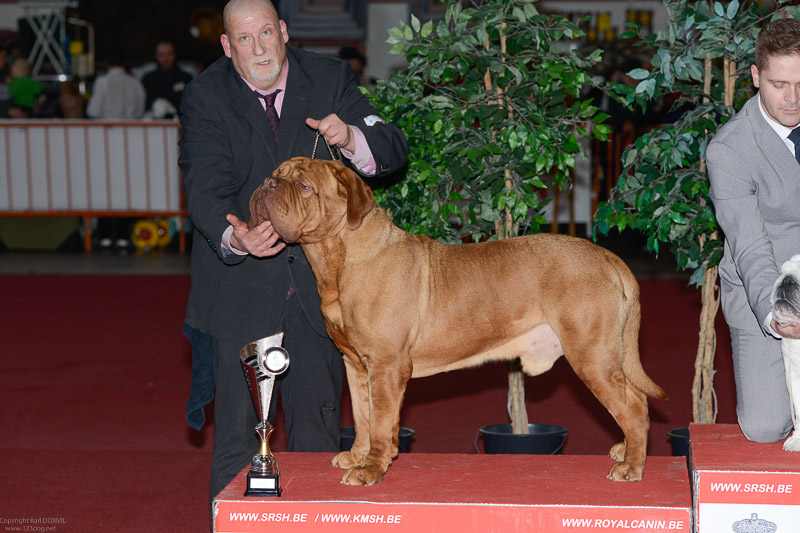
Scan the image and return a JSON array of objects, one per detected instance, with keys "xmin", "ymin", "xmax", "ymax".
[{"xmin": 245, "ymin": 471, "xmax": 281, "ymax": 497}]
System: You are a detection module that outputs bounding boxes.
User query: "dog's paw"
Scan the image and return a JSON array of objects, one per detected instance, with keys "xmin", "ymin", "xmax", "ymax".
[
  {"xmin": 340, "ymin": 465, "xmax": 385, "ymax": 486},
  {"xmin": 608, "ymin": 442, "xmax": 626, "ymax": 462},
  {"xmin": 607, "ymin": 462, "xmax": 643, "ymax": 482},
  {"xmin": 330, "ymin": 451, "xmax": 364, "ymax": 470},
  {"xmin": 783, "ymin": 433, "xmax": 800, "ymax": 452}
]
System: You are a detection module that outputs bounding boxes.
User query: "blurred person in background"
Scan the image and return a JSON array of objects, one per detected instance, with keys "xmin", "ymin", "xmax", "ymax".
[
  {"xmin": 6, "ymin": 58, "xmax": 43, "ymax": 118},
  {"xmin": 142, "ymin": 41, "xmax": 192, "ymax": 118},
  {"xmin": 56, "ymin": 81, "xmax": 86, "ymax": 118},
  {"xmin": 86, "ymin": 48, "xmax": 145, "ymax": 119}
]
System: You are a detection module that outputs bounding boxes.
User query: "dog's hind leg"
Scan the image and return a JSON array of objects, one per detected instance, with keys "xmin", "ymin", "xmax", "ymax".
[
  {"xmin": 604, "ymin": 383, "xmax": 650, "ymax": 481},
  {"xmin": 567, "ymin": 350, "xmax": 651, "ymax": 482},
  {"xmin": 339, "ymin": 355, "xmax": 412, "ymax": 486}
]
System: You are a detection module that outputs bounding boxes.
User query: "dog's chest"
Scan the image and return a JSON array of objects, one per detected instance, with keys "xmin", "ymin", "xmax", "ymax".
[{"xmin": 783, "ymin": 338, "xmax": 800, "ymax": 360}]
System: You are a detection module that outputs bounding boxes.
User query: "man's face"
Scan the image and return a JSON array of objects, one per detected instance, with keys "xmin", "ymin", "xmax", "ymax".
[
  {"xmin": 156, "ymin": 43, "xmax": 176, "ymax": 70},
  {"xmin": 220, "ymin": 4, "xmax": 288, "ymax": 91},
  {"xmin": 752, "ymin": 53, "xmax": 800, "ymax": 128}
]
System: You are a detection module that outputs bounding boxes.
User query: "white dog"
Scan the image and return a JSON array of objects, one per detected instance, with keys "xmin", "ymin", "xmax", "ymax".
[{"xmin": 771, "ymin": 254, "xmax": 800, "ymax": 451}]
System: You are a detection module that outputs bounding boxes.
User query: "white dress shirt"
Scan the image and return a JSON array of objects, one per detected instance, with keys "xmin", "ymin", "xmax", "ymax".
[{"xmin": 87, "ymin": 67, "xmax": 146, "ymax": 119}]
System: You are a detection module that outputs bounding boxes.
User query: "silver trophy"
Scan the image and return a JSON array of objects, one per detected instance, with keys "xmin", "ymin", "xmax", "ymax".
[{"xmin": 240, "ymin": 332, "xmax": 290, "ymax": 497}]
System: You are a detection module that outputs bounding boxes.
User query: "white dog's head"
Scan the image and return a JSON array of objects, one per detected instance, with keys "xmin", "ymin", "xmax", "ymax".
[{"xmin": 772, "ymin": 254, "xmax": 800, "ymax": 327}]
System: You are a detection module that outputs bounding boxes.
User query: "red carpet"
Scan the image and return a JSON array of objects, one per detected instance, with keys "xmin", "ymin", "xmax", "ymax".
[{"xmin": 0, "ymin": 274, "xmax": 736, "ymax": 532}]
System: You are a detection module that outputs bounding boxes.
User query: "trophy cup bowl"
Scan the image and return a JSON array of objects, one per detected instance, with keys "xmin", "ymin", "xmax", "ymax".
[{"xmin": 240, "ymin": 332, "xmax": 290, "ymax": 497}]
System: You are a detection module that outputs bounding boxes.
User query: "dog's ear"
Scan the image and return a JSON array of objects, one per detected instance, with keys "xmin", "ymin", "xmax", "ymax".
[{"xmin": 335, "ymin": 165, "xmax": 374, "ymax": 230}]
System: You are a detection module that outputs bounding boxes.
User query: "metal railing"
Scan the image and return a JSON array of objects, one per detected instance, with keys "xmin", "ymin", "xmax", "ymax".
[{"xmin": 0, "ymin": 119, "xmax": 186, "ymax": 251}]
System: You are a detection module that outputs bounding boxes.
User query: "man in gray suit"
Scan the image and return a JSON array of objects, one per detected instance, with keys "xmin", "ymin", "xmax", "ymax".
[
  {"xmin": 708, "ymin": 18, "xmax": 800, "ymax": 443},
  {"xmin": 178, "ymin": 0, "xmax": 407, "ymax": 498}
]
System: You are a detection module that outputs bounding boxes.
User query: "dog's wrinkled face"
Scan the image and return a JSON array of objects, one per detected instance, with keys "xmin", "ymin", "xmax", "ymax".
[
  {"xmin": 773, "ymin": 254, "xmax": 800, "ymax": 327},
  {"xmin": 249, "ymin": 157, "xmax": 375, "ymax": 244}
]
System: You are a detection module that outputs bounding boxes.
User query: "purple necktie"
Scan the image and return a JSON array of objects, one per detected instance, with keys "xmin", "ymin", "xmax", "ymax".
[{"xmin": 256, "ymin": 89, "xmax": 281, "ymax": 141}]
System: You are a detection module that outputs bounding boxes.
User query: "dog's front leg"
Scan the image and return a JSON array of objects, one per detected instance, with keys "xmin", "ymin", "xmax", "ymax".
[
  {"xmin": 782, "ymin": 341, "xmax": 800, "ymax": 451},
  {"xmin": 340, "ymin": 357, "xmax": 411, "ymax": 486},
  {"xmin": 331, "ymin": 356, "xmax": 371, "ymax": 469}
]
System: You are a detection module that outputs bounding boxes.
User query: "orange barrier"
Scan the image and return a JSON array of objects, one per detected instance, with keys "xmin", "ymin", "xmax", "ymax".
[{"xmin": 0, "ymin": 119, "xmax": 186, "ymax": 252}]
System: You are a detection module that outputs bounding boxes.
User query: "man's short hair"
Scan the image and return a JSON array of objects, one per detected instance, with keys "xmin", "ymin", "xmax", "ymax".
[{"xmin": 755, "ymin": 17, "xmax": 800, "ymax": 71}]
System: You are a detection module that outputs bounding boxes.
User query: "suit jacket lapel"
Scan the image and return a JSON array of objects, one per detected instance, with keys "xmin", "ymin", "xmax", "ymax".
[
  {"xmin": 749, "ymin": 96, "xmax": 800, "ymax": 178},
  {"xmin": 278, "ymin": 48, "xmax": 312, "ymax": 163},
  {"xmin": 226, "ymin": 61, "xmax": 279, "ymax": 168}
]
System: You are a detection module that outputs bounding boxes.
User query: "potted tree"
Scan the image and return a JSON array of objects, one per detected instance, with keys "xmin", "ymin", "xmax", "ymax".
[
  {"xmin": 366, "ymin": 0, "xmax": 610, "ymax": 450},
  {"xmin": 593, "ymin": 0, "xmax": 798, "ymax": 454}
]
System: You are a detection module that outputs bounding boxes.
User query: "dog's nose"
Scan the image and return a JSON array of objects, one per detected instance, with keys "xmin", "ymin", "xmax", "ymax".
[{"xmin": 266, "ymin": 177, "xmax": 280, "ymax": 189}]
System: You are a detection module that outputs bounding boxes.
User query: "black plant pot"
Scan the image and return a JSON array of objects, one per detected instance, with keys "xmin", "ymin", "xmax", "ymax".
[
  {"xmin": 477, "ymin": 423, "xmax": 567, "ymax": 454},
  {"xmin": 667, "ymin": 426, "xmax": 691, "ymax": 456},
  {"xmin": 339, "ymin": 427, "xmax": 416, "ymax": 453}
]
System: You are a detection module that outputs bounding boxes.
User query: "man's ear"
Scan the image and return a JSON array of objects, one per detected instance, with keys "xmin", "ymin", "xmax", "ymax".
[
  {"xmin": 280, "ymin": 20, "xmax": 289, "ymax": 44},
  {"xmin": 335, "ymin": 165, "xmax": 374, "ymax": 230},
  {"xmin": 221, "ymin": 34, "xmax": 232, "ymax": 58}
]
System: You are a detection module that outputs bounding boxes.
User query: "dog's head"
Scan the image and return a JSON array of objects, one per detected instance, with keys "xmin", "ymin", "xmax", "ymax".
[
  {"xmin": 772, "ymin": 254, "xmax": 800, "ymax": 326},
  {"xmin": 249, "ymin": 157, "xmax": 375, "ymax": 244}
]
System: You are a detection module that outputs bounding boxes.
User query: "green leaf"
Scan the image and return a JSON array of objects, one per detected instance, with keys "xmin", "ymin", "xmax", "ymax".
[
  {"xmin": 628, "ymin": 68, "xmax": 650, "ymax": 80},
  {"xmin": 387, "ymin": 26, "xmax": 403, "ymax": 42},
  {"xmin": 411, "ymin": 14, "xmax": 420, "ymax": 33},
  {"xmin": 689, "ymin": 267, "xmax": 706, "ymax": 287},
  {"xmin": 403, "ymin": 23, "xmax": 413, "ymax": 41},
  {"xmin": 726, "ymin": 0, "xmax": 740, "ymax": 19},
  {"xmin": 421, "ymin": 20, "xmax": 434, "ymax": 39}
]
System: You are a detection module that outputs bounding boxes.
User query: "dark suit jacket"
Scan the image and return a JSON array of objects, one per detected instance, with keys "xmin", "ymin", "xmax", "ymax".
[
  {"xmin": 178, "ymin": 47, "xmax": 407, "ymax": 343},
  {"xmin": 708, "ymin": 95, "xmax": 800, "ymax": 331}
]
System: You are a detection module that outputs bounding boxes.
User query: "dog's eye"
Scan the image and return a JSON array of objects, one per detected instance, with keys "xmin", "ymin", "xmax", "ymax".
[{"xmin": 296, "ymin": 181, "xmax": 313, "ymax": 192}]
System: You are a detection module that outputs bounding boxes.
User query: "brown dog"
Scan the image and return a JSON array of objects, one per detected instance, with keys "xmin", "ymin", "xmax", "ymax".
[{"xmin": 250, "ymin": 156, "xmax": 666, "ymax": 486}]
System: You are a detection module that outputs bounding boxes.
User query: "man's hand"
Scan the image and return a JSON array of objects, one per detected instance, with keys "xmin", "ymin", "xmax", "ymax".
[
  {"xmin": 306, "ymin": 114, "xmax": 354, "ymax": 153},
  {"xmin": 771, "ymin": 319, "xmax": 800, "ymax": 340},
  {"xmin": 227, "ymin": 214, "xmax": 286, "ymax": 257}
]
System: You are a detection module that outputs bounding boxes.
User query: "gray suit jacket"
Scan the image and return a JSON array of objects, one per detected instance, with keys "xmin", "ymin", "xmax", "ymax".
[
  {"xmin": 707, "ymin": 95, "xmax": 800, "ymax": 332},
  {"xmin": 178, "ymin": 47, "xmax": 407, "ymax": 342}
]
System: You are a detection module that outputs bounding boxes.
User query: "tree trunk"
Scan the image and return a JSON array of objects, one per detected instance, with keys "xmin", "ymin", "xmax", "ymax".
[
  {"xmin": 485, "ymin": 23, "xmax": 529, "ymax": 435},
  {"xmin": 692, "ymin": 260, "xmax": 720, "ymax": 423},
  {"xmin": 690, "ymin": 54, "xmax": 734, "ymax": 424}
]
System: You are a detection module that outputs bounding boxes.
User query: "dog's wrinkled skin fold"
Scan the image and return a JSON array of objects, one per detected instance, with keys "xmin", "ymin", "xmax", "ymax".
[
  {"xmin": 771, "ymin": 254, "xmax": 800, "ymax": 452},
  {"xmin": 251, "ymin": 157, "xmax": 667, "ymax": 485}
]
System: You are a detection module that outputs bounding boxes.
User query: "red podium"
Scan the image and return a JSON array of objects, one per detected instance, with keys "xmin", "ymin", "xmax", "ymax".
[
  {"xmin": 213, "ymin": 453, "xmax": 691, "ymax": 532},
  {"xmin": 689, "ymin": 423, "xmax": 800, "ymax": 532}
]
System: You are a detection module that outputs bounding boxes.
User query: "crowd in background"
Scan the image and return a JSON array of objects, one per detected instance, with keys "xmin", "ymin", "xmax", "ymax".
[
  {"xmin": 0, "ymin": 38, "xmax": 193, "ymax": 120},
  {"xmin": 0, "ymin": 39, "xmax": 370, "ymax": 122}
]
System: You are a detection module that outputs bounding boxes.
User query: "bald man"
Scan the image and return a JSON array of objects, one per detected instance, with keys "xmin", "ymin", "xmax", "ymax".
[{"xmin": 178, "ymin": 0, "xmax": 407, "ymax": 499}]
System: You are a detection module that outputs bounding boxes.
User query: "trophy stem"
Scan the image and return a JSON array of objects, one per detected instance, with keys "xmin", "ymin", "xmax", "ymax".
[{"xmin": 256, "ymin": 421, "xmax": 275, "ymax": 458}]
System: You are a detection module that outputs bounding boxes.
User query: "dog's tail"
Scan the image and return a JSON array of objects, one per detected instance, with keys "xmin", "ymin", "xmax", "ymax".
[{"xmin": 615, "ymin": 255, "xmax": 668, "ymax": 400}]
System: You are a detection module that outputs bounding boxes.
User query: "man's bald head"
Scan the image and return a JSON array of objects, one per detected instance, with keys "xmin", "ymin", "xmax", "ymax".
[
  {"xmin": 223, "ymin": 0, "xmax": 278, "ymax": 35},
  {"xmin": 220, "ymin": 0, "xmax": 288, "ymax": 91}
]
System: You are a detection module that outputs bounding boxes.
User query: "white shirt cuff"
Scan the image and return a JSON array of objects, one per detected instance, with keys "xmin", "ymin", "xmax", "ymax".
[
  {"xmin": 221, "ymin": 225, "xmax": 248, "ymax": 256},
  {"xmin": 764, "ymin": 312, "xmax": 783, "ymax": 339}
]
